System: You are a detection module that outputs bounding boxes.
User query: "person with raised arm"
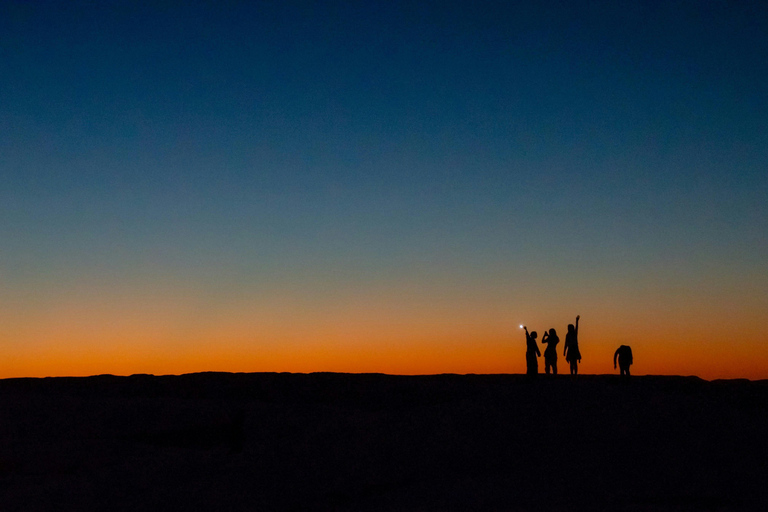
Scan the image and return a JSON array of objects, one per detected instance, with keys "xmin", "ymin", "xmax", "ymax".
[
  {"xmin": 523, "ymin": 326, "xmax": 540, "ymax": 376},
  {"xmin": 564, "ymin": 315, "xmax": 581, "ymax": 375}
]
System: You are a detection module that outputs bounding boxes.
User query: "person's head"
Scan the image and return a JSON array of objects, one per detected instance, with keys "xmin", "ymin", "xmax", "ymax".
[
  {"xmin": 530, "ymin": 331, "xmax": 537, "ymax": 339},
  {"xmin": 567, "ymin": 324, "xmax": 574, "ymax": 333},
  {"xmin": 549, "ymin": 328, "xmax": 557, "ymax": 336}
]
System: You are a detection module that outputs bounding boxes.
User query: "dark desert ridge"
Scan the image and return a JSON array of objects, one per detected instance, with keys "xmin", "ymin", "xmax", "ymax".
[{"xmin": 1, "ymin": 372, "xmax": 767, "ymax": 511}]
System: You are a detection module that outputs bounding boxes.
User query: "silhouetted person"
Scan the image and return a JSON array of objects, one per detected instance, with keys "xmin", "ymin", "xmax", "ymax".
[
  {"xmin": 523, "ymin": 326, "xmax": 540, "ymax": 375},
  {"xmin": 614, "ymin": 345, "xmax": 633, "ymax": 376},
  {"xmin": 563, "ymin": 315, "xmax": 581, "ymax": 375},
  {"xmin": 541, "ymin": 328, "xmax": 559, "ymax": 375}
]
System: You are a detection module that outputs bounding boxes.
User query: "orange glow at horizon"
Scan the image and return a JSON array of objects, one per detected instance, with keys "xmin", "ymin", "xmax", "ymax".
[
  {"xmin": 1, "ymin": 278, "xmax": 766, "ymax": 381},
  {"xmin": 3, "ymin": 325, "xmax": 767, "ymax": 381}
]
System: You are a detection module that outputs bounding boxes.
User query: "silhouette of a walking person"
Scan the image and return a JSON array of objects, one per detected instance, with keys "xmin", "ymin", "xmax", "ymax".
[
  {"xmin": 614, "ymin": 345, "xmax": 633, "ymax": 376},
  {"xmin": 541, "ymin": 328, "xmax": 560, "ymax": 375},
  {"xmin": 563, "ymin": 315, "xmax": 581, "ymax": 375},
  {"xmin": 523, "ymin": 326, "xmax": 540, "ymax": 375}
]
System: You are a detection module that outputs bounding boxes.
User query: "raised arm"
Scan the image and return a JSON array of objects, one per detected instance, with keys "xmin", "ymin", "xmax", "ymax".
[{"xmin": 575, "ymin": 315, "xmax": 580, "ymax": 336}]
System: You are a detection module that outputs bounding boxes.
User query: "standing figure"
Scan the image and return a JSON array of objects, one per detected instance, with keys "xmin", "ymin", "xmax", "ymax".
[
  {"xmin": 541, "ymin": 328, "xmax": 560, "ymax": 375},
  {"xmin": 523, "ymin": 326, "xmax": 540, "ymax": 375},
  {"xmin": 614, "ymin": 345, "xmax": 633, "ymax": 376},
  {"xmin": 563, "ymin": 315, "xmax": 581, "ymax": 375}
]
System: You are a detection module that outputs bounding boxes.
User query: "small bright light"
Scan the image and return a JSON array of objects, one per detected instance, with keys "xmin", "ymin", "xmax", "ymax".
[{"xmin": 519, "ymin": 324, "xmax": 524, "ymax": 329}]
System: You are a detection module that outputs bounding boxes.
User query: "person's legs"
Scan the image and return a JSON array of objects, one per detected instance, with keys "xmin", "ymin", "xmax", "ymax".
[
  {"xmin": 571, "ymin": 360, "xmax": 578, "ymax": 375},
  {"xmin": 552, "ymin": 361, "xmax": 557, "ymax": 375},
  {"xmin": 527, "ymin": 353, "xmax": 537, "ymax": 375}
]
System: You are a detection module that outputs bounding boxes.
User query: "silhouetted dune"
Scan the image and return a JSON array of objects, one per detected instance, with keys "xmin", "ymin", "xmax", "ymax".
[{"xmin": 1, "ymin": 373, "xmax": 766, "ymax": 511}]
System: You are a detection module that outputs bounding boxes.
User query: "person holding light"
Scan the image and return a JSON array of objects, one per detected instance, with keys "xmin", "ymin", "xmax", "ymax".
[{"xmin": 522, "ymin": 325, "xmax": 540, "ymax": 376}]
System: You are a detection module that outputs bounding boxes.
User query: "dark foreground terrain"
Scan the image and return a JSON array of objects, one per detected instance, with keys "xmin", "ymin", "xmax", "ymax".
[{"xmin": 1, "ymin": 372, "xmax": 767, "ymax": 511}]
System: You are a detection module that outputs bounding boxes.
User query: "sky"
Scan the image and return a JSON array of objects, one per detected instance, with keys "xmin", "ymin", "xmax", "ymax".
[{"xmin": 1, "ymin": 0, "xmax": 767, "ymax": 379}]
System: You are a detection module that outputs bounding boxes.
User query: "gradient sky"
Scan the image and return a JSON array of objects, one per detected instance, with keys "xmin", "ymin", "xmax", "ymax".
[{"xmin": 2, "ymin": 1, "xmax": 767, "ymax": 379}]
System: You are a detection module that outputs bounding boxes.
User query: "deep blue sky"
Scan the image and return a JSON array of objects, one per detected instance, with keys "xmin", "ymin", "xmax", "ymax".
[{"xmin": 1, "ymin": 1, "xmax": 767, "ymax": 377}]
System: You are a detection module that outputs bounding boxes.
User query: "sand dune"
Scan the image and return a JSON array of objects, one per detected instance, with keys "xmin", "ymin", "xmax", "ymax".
[{"xmin": 1, "ymin": 372, "xmax": 766, "ymax": 511}]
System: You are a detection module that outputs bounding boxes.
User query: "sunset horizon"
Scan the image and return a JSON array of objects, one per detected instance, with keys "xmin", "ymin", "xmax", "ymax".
[{"xmin": 2, "ymin": 1, "xmax": 766, "ymax": 382}]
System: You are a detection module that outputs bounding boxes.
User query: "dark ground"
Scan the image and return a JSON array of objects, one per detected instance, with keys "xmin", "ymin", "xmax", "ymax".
[{"xmin": 1, "ymin": 372, "xmax": 767, "ymax": 511}]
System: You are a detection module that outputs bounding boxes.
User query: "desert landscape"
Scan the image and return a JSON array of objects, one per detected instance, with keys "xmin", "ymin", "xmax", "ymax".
[
  {"xmin": 1, "ymin": 372, "xmax": 766, "ymax": 511},
  {"xmin": 4, "ymin": 3, "xmax": 767, "ymax": 510}
]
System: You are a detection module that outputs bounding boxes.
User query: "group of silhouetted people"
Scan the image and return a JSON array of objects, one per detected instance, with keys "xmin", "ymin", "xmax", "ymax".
[{"xmin": 522, "ymin": 315, "xmax": 633, "ymax": 376}]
